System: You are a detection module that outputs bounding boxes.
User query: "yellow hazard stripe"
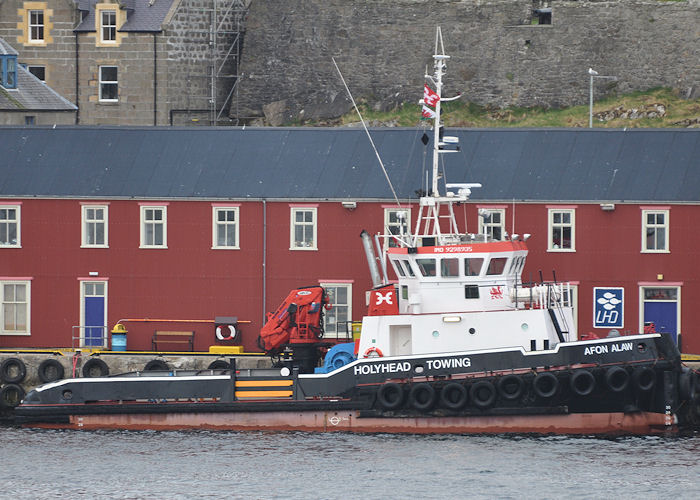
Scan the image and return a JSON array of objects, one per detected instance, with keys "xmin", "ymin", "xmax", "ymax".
[
  {"xmin": 235, "ymin": 380, "xmax": 293, "ymax": 387},
  {"xmin": 235, "ymin": 390, "xmax": 293, "ymax": 398}
]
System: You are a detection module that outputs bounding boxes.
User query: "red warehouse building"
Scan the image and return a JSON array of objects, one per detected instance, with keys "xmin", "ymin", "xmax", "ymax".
[{"xmin": 0, "ymin": 126, "xmax": 699, "ymax": 354}]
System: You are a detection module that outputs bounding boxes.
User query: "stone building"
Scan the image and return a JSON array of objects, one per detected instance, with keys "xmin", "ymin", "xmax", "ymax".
[
  {"xmin": 0, "ymin": 0, "xmax": 246, "ymax": 126},
  {"xmin": 0, "ymin": 37, "xmax": 76, "ymax": 124}
]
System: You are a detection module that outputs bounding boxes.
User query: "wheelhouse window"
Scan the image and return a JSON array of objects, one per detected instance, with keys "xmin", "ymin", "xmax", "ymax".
[
  {"xmin": 0, "ymin": 205, "xmax": 20, "ymax": 247},
  {"xmin": 508, "ymin": 255, "xmax": 526, "ymax": 276},
  {"xmin": 29, "ymin": 10, "xmax": 44, "ymax": 42},
  {"xmin": 140, "ymin": 206, "xmax": 167, "ymax": 248},
  {"xmin": 321, "ymin": 283, "xmax": 351, "ymax": 338},
  {"xmin": 416, "ymin": 258, "xmax": 437, "ymax": 277},
  {"xmin": 642, "ymin": 210, "xmax": 669, "ymax": 252},
  {"xmin": 486, "ymin": 257, "xmax": 508, "ymax": 275},
  {"xmin": 81, "ymin": 205, "xmax": 108, "ymax": 247},
  {"xmin": 101, "ymin": 10, "xmax": 117, "ymax": 43},
  {"xmin": 384, "ymin": 208, "xmax": 410, "ymax": 248},
  {"xmin": 1, "ymin": 281, "xmax": 30, "ymax": 335},
  {"xmin": 290, "ymin": 207, "xmax": 317, "ymax": 250},
  {"xmin": 548, "ymin": 209, "xmax": 575, "ymax": 251},
  {"xmin": 464, "ymin": 257, "xmax": 484, "ymax": 277},
  {"xmin": 479, "ymin": 209, "xmax": 505, "ymax": 241},
  {"xmin": 441, "ymin": 258, "xmax": 459, "ymax": 277},
  {"xmin": 99, "ymin": 66, "xmax": 118, "ymax": 102},
  {"xmin": 212, "ymin": 206, "xmax": 239, "ymax": 249}
]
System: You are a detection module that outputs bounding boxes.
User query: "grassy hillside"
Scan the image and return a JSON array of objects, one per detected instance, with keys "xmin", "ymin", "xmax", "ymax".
[{"xmin": 334, "ymin": 88, "xmax": 699, "ymax": 128}]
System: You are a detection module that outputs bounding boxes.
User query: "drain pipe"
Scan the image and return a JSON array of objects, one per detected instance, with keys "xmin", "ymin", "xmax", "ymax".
[
  {"xmin": 74, "ymin": 33, "xmax": 79, "ymax": 124},
  {"xmin": 153, "ymin": 33, "xmax": 157, "ymax": 126},
  {"xmin": 262, "ymin": 199, "xmax": 267, "ymax": 323}
]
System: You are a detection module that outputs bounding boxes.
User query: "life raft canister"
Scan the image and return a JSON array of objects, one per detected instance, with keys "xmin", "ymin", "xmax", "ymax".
[{"xmin": 363, "ymin": 347, "xmax": 384, "ymax": 358}]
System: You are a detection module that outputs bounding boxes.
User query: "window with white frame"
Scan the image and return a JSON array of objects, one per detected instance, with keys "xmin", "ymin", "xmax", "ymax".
[
  {"xmin": 28, "ymin": 10, "xmax": 44, "ymax": 42},
  {"xmin": 642, "ymin": 210, "xmax": 669, "ymax": 252},
  {"xmin": 321, "ymin": 283, "xmax": 351, "ymax": 338},
  {"xmin": 290, "ymin": 207, "xmax": 317, "ymax": 250},
  {"xmin": 99, "ymin": 66, "xmax": 118, "ymax": 102},
  {"xmin": 0, "ymin": 205, "xmax": 20, "ymax": 247},
  {"xmin": 1, "ymin": 281, "xmax": 30, "ymax": 335},
  {"xmin": 212, "ymin": 207, "xmax": 239, "ymax": 249},
  {"xmin": 101, "ymin": 10, "xmax": 117, "ymax": 42},
  {"xmin": 384, "ymin": 208, "xmax": 410, "ymax": 248},
  {"xmin": 140, "ymin": 206, "xmax": 167, "ymax": 248},
  {"xmin": 478, "ymin": 209, "xmax": 505, "ymax": 241},
  {"xmin": 82, "ymin": 205, "xmax": 108, "ymax": 247},
  {"xmin": 548, "ymin": 209, "xmax": 575, "ymax": 251}
]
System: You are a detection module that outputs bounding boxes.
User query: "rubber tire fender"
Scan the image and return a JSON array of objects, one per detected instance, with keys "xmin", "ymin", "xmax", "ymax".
[
  {"xmin": 144, "ymin": 359, "xmax": 170, "ymax": 371},
  {"xmin": 633, "ymin": 366, "xmax": 656, "ymax": 392},
  {"xmin": 570, "ymin": 369, "xmax": 596, "ymax": 397},
  {"xmin": 38, "ymin": 358, "xmax": 65, "ymax": 383},
  {"xmin": 1, "ymin": 357, "xmax": 27, "ymax": 384},
  {"xmin": 605, "ymin": 366, "xmax": 630, "ymax": 393},
  {"xmin": 82, "ymin": 358, "xmax": 110, "ymax": 378},
  {"xmin": 409, "ymin": 383, "xmax": 436, "ymax": 412},
  {"xmin": 376, "ymin": 382, "xmax": 405, "ymax": 411},
  {"xmin": 439, "ymin": 382, "xmax": 468, "ymax": 410},
  {"xmin": 0, "ymin": 383, "xmax": 26, "ymax": 409},
  {"xmin": 207, "ymin": 359, "xmax": 230, "ymax": 370},
  {"xmin": 470, "ymin": 380, "xmax": 497, "ymax": 409},
  {"xmin": 533, "ymin": 372, "xmax": 559, "ymax": 399},
  {"xmin": 497, "ymin": 374, "xmax": 524, "ymax": 401}
]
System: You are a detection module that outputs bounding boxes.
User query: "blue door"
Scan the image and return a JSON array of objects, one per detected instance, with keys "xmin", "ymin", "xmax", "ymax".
[
  {"xmin": 83, "ymin": 282, "xmax": 106, "ymax": 347},
  {"xmin": 643, "ymin": 300, "xmax": 677, "ymax": 344}
]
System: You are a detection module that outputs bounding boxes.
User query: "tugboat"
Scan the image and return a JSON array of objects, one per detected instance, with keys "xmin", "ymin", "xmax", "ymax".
[{"xmin": 15, "ymin": 29, "xmax": 700, "ymax": 434}]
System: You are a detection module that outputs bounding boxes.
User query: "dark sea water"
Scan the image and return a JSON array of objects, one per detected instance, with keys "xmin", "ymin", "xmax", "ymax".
[{"xmin": 1, "ymin": 427, "xmax": 698, "ymax": 499}]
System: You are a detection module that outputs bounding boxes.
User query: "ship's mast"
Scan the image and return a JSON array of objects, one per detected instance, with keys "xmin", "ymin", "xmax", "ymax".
[
  {"xmin": 411, "ymin": 27, "xmax": 480, "ymax": 247},
  {"xmin": 431, "ymin": 28, "xmax": 448, "ymax": 198}
]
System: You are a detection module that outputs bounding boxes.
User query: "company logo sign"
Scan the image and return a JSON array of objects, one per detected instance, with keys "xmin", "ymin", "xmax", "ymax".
[{"xmin": 593, "ymin": 287, "xmax": 624, "ymax": 328}]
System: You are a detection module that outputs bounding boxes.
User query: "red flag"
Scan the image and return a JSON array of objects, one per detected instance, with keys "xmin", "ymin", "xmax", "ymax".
[
  {"xmin": 423, "ymin": 84, "xmax": 439, "ymax": 108},
  {"xmin": 421, "ymin": 105, "xmax": 436, "ymax": 119}
]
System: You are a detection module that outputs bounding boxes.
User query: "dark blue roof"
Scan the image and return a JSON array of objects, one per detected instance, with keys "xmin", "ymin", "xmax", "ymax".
[{"xmin": 0, "ymin": 126, "xmax": 698, "ymax": 202}]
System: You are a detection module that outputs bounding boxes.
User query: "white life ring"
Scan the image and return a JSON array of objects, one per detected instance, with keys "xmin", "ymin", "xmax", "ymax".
[
  {"xmin": 215, "ymin": 324, "xmax": 237, "ymax": 341},
  {"xmin": 363, "ymin": 347, "xmax": 384, "ymax": 358}
]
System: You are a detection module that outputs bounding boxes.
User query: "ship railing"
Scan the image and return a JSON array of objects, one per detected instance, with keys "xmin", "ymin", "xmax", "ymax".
[
  {"xmin": 510, "ymin": 282, "xmax": 573, "ymax": 309},
  {"xmin": 71, "ymin": 325, "xmax": 108, "ymax": 350}
]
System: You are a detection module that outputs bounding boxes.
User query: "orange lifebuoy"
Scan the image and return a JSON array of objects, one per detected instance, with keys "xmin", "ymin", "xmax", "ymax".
[{"xmin": 363, "ymin": 347, "xmax": 384, "ymax": 358}]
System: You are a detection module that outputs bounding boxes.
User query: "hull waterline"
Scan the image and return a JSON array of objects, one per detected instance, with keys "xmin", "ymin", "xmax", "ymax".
[{"xmin": 29, "ymin": 409, "xmax": 676, "ymax": 436}]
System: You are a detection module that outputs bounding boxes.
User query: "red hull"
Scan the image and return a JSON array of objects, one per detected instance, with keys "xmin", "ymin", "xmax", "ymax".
[{"xmin": 31, "ymin": 410, "xmax": 677, "ymax": 436}]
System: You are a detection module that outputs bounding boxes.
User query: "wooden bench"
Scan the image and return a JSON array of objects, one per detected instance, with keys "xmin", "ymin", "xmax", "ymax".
[{"xmin": 152, "ymin": 330, "xmax": 195, "ymax": 351}]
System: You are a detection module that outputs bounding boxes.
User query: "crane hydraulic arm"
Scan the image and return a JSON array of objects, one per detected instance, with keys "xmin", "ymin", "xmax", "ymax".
[{"xmin": 258, "ymin": 286, "xmax": 331, "ymax": 354}]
